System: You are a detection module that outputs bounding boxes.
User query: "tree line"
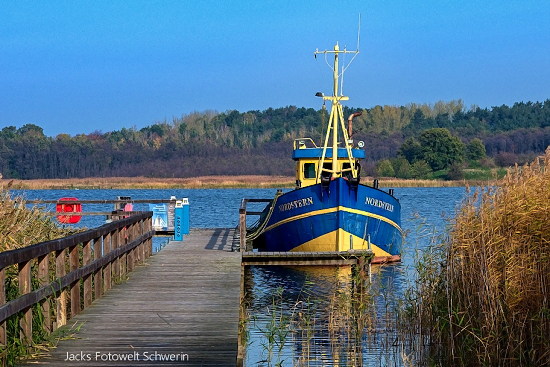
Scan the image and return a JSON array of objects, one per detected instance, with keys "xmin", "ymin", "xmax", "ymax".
[{"xmin": 0, "ymin": 100, "xmax": 549, "ymax": 179}]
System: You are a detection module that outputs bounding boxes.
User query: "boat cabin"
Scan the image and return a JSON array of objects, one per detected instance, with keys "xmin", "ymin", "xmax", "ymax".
[{"xmin": 293, "ymin": 138, "xmax": 365, "ymax": 188}]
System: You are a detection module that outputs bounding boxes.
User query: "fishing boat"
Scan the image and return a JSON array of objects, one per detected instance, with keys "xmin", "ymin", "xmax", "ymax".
[{"xmin": 247, "ymin": 43, "xmax": 403, "ymax": 263}]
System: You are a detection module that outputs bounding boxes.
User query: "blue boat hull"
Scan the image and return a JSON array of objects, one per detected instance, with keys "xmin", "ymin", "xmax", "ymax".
[{"xmin": 255, "ymin": 178, "xmax": 402, "ymax": 262}]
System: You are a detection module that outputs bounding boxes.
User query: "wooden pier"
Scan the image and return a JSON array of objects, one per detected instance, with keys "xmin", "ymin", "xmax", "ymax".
[
  {"xmin": 3, "ymin": 204, "xmax": 373, "ymax": 367},
  {"xmin": 242, "ymin": 250, "xmax": 373, "ymax": 266},
  {"xmin": 18, "ymin": 228, "xmax": 241, "ymax": 367}
]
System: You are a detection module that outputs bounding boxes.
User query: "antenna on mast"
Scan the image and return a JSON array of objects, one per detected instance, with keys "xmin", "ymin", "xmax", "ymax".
[
  {"xmin": 356, "ymin": 13, "xmax": 361, "ymax": 52},
  {"xmin": 340, "ymin": 14, "xmax": 361, "ymax": 95}
]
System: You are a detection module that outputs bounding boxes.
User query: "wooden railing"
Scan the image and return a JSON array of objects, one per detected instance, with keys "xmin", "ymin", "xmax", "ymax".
[
  {"xmin": 238, "ymin": 199, "xmax": 272, "ymax": 251},
  {"xmin": 0, "ymin": 212, "xmax": 153, "ymax": 354}
]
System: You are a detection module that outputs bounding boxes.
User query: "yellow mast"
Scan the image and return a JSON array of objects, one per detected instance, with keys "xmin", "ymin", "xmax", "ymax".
[
  {"xmin": 331, "ymin": 44, "xmax": 340, "ymax": 178},
  {"xmin": 314, "ymin": 43, "xmax": 359, "ymax": 182}
]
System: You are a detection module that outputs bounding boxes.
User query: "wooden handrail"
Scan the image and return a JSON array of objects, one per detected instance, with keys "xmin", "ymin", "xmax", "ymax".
[
  {"xmin": 0, "ymin": 212, "xmax": 151, "ymax": 268},
  {"xmin": 0, "ymin": 211, "xmax": 153, "ymax": 353},
  {"xmin": 238, "ymin": 199, "xmax": 272, "ymax": 251}
]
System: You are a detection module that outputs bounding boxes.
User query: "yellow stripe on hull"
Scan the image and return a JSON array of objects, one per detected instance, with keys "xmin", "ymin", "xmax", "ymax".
[
  {"xmin": 264, "ymin": 206, "xmax": 402, "ymax": 233},
  {"xmin": 290, "ymin": 229, "xmax": 392, "ymax": 257}
]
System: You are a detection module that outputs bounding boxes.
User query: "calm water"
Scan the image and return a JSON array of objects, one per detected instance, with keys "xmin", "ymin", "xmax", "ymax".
[{"xmin": 13, "ymin": 187, "xmax": 468, "ymax": 366}]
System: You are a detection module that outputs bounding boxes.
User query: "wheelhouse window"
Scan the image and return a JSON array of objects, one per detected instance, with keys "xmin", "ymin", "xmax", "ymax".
[{"xmin": 303, "ymin": 163, "xmax": 316, "ymax": 179}]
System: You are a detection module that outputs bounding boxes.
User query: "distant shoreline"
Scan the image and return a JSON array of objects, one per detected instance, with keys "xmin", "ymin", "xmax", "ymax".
[{"xmin": 1, "ymin": 176, "xmax": 493, "ymax": 190}]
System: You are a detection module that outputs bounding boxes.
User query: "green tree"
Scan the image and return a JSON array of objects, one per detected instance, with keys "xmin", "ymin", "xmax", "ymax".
[
  {"xmin": 445, "ymin": 163, "xmax": 465, "ymax": 180},
  {"xmin": 18, "ymin": 123, "xmax": 45, "ymax": 137},
  {"xmin": 466, "ymin": 138, "xmax": 486, "ymax": 161},
  {"xmin": 0, "ymin": 126, "xmax": 17, "ymax": 139},
  {"xmin": 399, "ymin": 137, "xmax": 423, "ymax": 163},
  {"xmin": 391, "ymin": 157, "xmax": 412, "ymax": 178},
  {"xmin": 411, "ymin": 160, "xmax": 431, "ymax": 178},
  {"xmin": 376, "ymin": 159, "xmax": 395, "ymax": 177},
  {"xmin": 418, "ymin": 128, "xmax": 464, "ymax": 170}
]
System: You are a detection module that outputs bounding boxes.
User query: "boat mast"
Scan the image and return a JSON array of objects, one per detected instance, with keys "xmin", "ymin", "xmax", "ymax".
[
  {"xmin": 331, "ymin": 44, "xmax": 340, "ymax": 178},
  {"xmin": 314, "ymin": 43, "xmax": 359, "ymax": 182}
]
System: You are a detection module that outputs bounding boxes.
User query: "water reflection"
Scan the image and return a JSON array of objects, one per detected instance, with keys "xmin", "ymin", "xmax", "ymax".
[{"xmin": 243, "ymin": 264, "xmax": 406, "ymax": 366}]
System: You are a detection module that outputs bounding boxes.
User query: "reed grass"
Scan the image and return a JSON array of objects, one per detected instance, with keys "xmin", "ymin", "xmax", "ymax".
[
  {"xmin": 4, "ymin": 175, "xmax": 492, "ymax": 190},
  {"xmin": 401, "ymin": 149, "xmax": 550, "ymax": 366},
  {"xmin": 376, "ymin": 177, "xmax": 499, "ymax": 187},
  {"xmin": 3, "ymin": 176, "xmax": 296, "ymax": 190},
  {"xmin": 0, "ymin": 183, "xmax": 76, "ymax": 252},
  {"xmin": 326, "ymin": 269, "xmax": 376, "ymax": 366}
]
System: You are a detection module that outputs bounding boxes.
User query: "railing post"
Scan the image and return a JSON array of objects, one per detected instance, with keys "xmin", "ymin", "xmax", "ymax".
[
  {"xmin": 37, "ymin": 254, "xmax": 51, "ymax": 333},
  {"xmin": 82, "ymin": 240, "xmax": 93, "ymax": 308},
  {"xmin": 127, "ymin": 231, "xmax": 134, "ymax": 273},
  {"xmin": 131, "ymin": 221, "xmax": 139, "ymax": 266},
  {"xmin": 134, "ymin": 221, "xmax": 140, "ymax": 263},
  {"xmin": 112, "ymin": 227, "xmax": 120, "ymax": 282},
  {"xmin": 18, "ymin": 260, "xmax": 32, "ymax": 344},
  {"xmin": 69, "ymin": 245, "xmax": 80, "ymax": 317},
  {"xmin": 129, "ymin": 222, "xmax": 136, "ymax": 264},
  {"xmin": 0, "ymin": 268, "xmax": 5, "ymax": 349},
  {"xmin": 132, "ymin": 222, "xmax": 139, "ymax": 264},
  {"xmin": 103, "ymin": 232, "xmax": 112, "ymax": 291},
  {"xmin": 146, "ymin": 217, "xmax": 153, "ymax": 257},
  {"xmin": 142, "ymin": 219, "xmax": 147, "ymax": 257},
  {"xmin": 138, "ymin": 221, "xmax": 145, "ymax": 263},
  {"xmin": 120, "ymin": 225, "xmax": 128, "ymax": 279},
  {"xmin": 239, "ymin": 199, "xmax": 247, "ymax": 252},
  {"xmin": 55, "ymin": 249, "xmax": 67, "ymax": 329},
  {"xmin": 93, "ymin": 236, "xmax": 103, "ymax": 300}
]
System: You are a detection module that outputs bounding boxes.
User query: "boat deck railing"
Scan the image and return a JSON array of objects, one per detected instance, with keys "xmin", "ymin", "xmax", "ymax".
[
  {"xmin": 238, "ymin": 198, "xmax": 273, "ymax": 251},
  {"xmin": 293, "ymin": 137, "xmax": 318, "ymax": 149}
]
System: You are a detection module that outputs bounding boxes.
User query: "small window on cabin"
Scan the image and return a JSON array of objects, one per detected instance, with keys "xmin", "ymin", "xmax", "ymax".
[{"xmin": 304, "ymin": 163, "xmax": 316, "ymax": 179}]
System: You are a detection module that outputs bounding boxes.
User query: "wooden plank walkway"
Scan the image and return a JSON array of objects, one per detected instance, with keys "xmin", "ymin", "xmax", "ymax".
[{"xmin": 19, "ymin": 228, "xmax": 241, "ymax": 367}]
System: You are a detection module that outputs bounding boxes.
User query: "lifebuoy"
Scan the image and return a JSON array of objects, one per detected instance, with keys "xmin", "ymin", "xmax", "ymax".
[
  {"xmin": 122, "ymin": 203, "xmax": 133, "ymax": 219},
  {"xmin": 56, "ymin": 197, "xmax": 82, "ymax": 224}
]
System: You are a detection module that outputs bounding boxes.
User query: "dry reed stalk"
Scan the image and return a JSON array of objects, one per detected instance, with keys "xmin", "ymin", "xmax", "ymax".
[
  {"xmin": 3, "ymin": 175, "xmax": 297, "ymax": 189},
  {"xmin": 4, "ymin": 175, "xmax": 502, "ymax": 190},
  {"xmin": 403, "ymin": 148, "xmax": 550, "ymax": 366},
  {"xmin": 0, "ymin": 187, "xmax": 76, "ymax": 252}
]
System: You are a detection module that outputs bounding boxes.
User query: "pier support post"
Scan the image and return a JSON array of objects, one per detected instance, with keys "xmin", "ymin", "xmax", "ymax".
[
  {"xmin": 239, "ymin": 206, "xmax": 246, "ymax": 252},
  {"xmin": 237, "ymin": 264, "xmax": 245, "ymax": 367}
]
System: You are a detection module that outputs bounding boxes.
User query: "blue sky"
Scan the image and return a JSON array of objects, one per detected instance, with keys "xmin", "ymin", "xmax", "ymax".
[{"xmin": 1, "ymin": 1, "xmax": 549, "ymax": 137}]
